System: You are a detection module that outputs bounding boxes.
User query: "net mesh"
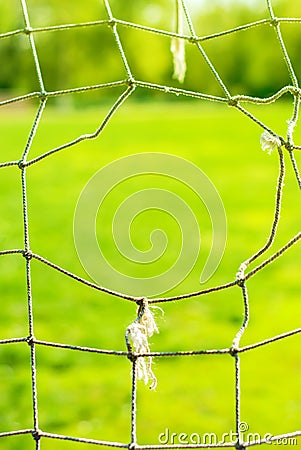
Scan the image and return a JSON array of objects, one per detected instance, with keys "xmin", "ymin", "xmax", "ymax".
[{"xmin": 0, "ymin": 0, "xmax": 300, "ymax": 448}]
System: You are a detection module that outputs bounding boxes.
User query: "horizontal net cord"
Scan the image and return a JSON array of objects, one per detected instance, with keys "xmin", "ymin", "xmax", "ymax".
[
  {"xmin": 1, "ymin": 7, "xmax": 301, "ymax": 137},
  {"xmin": 0, "ymin": 337, "xmax": 28, "ymax": 345},
  {"xmin": 0, "ymin": 429, "xmax": 129, "ymax": 448},
  {"xmin": 0, "ymin": 429, "xmax": 33, "ymax": 438},
  {"xmin": 29, "ymin": 251, "xmax": 140, "ymax": 302},
  {"xmin": 0, "ymin": 429, "xmax": 300, "ymax": 449},
  {"xmin": 0, "ymin": 81, "xmax": 127, "ymax": 107},
  {"xmin": 2, "ymin": 86, "xmax": 301, "ymax": 171},
  {"xmin": 232, "ymin": 85, "xmax": 301, "ymax": 103},
  {"xmin": 135, "ymin": 445, "xmax": 235, "ymax": 449},
  {"xmin": 24, "ymin": 86, "xmax": 134, "ymax": 167},
  {"xmin": 153, "ymin": 229, "xmax": 301, "ymax": 302},
  {"xmin": 0, "ymin": 327, "xmax": 299, "ymax": 357},
  {"xmin": 36, "ymin": 431, "xmax": 129, "ymax": 447},
  {"xmin": 0, "ymin": 229, "xmax": 300, "ymax": 303},
  {"xmin": 0, "ymin": 249, "xmax": 238, "ymax": 301},
  {"xmin": 0, "ymin": 91, "xmax": 41, "ymax": 107},
  {"xmin": 1, "ymin": 81, "xmax": 301, "ymax": 110},
  {"xmin": 37, "ymin": 340, "xmax": 230, "ymax": 357},
  {"xmin": 124, "ymin": 322, "xmax": 301, "ymax": 355},
  {"xmin": 238, "ymin": 327, "xmax": 301, "ymax": 353},
  {"xmin": 1, "ymin": 14, "xmax": 301, "ymax": 45},
  {"xmin": 0, "ymin": 160, "xmax": 20, "ymax": 168},
  {"xmin": 0, "ymin": 249, "xmax": 24, "ymax": 255},
  {"xmin": 129, "ymin": 80, "xmax": 227, "ymax": 102},
  {"xmin": 1, "ymin": 93, "xmax": 301, "ymax": 171},
  {"xmin": 34, "ymin": 339, "xmax": 128, "ymax": 356}
]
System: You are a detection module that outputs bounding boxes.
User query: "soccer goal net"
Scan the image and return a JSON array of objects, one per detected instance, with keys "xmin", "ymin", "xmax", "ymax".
[{"xmin": 0, "ymin": 0, "xmax": 300, "ymax": 449}]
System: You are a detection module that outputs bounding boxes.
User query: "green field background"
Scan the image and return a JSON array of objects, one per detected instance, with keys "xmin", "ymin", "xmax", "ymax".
[{"xmin": 0, "ymin": 99, "xmax": 300, "ymax": 449}]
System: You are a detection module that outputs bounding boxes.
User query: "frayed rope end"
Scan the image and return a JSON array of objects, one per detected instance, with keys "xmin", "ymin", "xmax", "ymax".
[
  {"xmin": 260, "ymin": 130, "xmax": 281, "ymax": 155},
  {"xmin": 126, "ymin": 300, "xmax": 163, "ymax": 390}
]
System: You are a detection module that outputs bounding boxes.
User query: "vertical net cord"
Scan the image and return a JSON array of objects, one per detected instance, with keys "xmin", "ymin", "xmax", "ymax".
[
  {"xmin": 103, "ymin": 0, "xmax": 134, "ymax": 84},
  {"xmin": 20, "ymin": 0, "xmax": 47, "ymax": 446},
  {"xmin": 232, "ymin": 283, "xmax": 250, "ymax": 352},
  {"xmin": 130, "ymin": 358, "xmax": 138, "ymax": 449},
  {"xmin": 21, "ymin": 168, "xmax": 40, "ymax": 449},
  {"xmin": 180, "ymin": 0, "xmax": 232, "ymax": 100},
  {"xmin": 20, "ymin": 0, "xmax": 46, "ymax": 95},
  {"xmin": 233, "ymin": 282, "xmax": 249, "ymax": 448},
  {"xmin": 266, "ymin": 0, "xmax": 301, "ymax": 190},
  {"xmin": 236, "ymin": 146, "xmax": 285, "ymax": 281},
  {"xmin": 21, "ymin": 101, "xmax": 47, "ymax": 164},
  {"xmin": 234, "ymin": 353, "xmax": 242, "ymax": 449},
  {"xmin": 288, "ymin": 150, "xmax": 301, "ymax": 190}
]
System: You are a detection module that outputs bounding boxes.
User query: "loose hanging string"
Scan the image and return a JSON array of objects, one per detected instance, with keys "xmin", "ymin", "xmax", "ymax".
[
  {"xmin": 171, "ymin": 0, "xmax": 186, "ymax": 83},
  {"xmin": 126, "ymin": 299, "xmax": 163, "ymax": 390}
]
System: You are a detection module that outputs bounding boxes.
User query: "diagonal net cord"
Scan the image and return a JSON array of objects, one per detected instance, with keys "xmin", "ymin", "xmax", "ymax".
[{"xmin": 0, "ymin": 0, "xmax": 300, "ymax": 448}]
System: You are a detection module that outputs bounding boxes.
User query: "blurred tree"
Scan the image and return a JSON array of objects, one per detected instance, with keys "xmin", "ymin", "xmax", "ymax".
[{"xmin": 0, "ymin": 0, "xmax": 300, "ymax": 101}]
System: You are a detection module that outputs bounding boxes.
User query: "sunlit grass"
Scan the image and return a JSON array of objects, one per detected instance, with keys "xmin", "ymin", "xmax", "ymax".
[{"xmin": 0, "ymin": 100, "xmax": 300, "ymax": 448}]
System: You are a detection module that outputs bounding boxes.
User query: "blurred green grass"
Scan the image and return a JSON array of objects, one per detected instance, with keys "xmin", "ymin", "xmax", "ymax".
[{"xmin": 0, "ymin": 100, "xmax": 300, "ymax": 449}]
